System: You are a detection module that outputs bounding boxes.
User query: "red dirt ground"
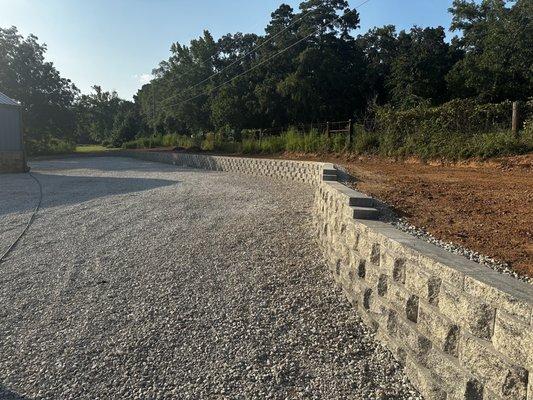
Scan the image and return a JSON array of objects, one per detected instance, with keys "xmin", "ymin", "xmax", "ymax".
[{"xmin": 289, "ymin": 153, "xmax": 533, "ymax": 278}]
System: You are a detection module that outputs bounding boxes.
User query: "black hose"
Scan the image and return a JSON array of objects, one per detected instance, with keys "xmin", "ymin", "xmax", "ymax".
[{"xmin": 0, "ymin": 172, "xmax": 43, "ymax": 264}]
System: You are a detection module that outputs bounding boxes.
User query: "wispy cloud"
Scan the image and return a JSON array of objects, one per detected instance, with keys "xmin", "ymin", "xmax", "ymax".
[{"xmin": 134, "ymin": 73, "xmax": 153, "ymax": 85}]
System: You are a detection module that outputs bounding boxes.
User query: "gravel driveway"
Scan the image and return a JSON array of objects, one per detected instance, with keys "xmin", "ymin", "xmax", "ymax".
[{"xmin": 0, "ymin": 157, "xmax": 420, "ymax": 400}]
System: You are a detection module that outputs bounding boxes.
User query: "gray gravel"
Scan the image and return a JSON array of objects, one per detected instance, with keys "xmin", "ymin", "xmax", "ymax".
[{"xmin": 0, "ymin": 157, "xmax": 421, "ymax": 400}]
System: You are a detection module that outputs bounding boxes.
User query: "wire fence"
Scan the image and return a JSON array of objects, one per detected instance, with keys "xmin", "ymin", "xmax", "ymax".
[{"xmin": 242, "ymin": 119, "xmax": 363, "ymax": 143}]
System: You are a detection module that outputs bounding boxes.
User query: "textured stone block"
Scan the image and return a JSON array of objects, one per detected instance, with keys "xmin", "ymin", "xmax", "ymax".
[
  {"xmin": 426, "ymin": 347, "xmax": 484, "ymax": 400},
  {"xmin": 418, "ymin": 300, "xmax": 460, "ymax": 357},
  {"xmin": 367, "ymin": 292, "xmax": 390, "ymax": 327},
  {"xmin": 460, "ymin": 334, "xmax": 528, "ymax": 399},
  {"xmin": 405, "ymin": 356, "xmax": 448, "ymax": 400},
  {"xmin": 464, "ymin": 276, "xmax": 533, "ymax": 323},
  {"xmin": 386, "ymin": 281, "xmax": 420, "ymax": 323},
  {"xmin": 438, "ymin": 283, "xmax": 495, "ymax": 340},
  {"xmin": 492, "ymin": 310, "xmax": 532, "ymax": 367},
  {"xmin": 404, "ymin": 261, "xmax": 441, "ymax": 305}
]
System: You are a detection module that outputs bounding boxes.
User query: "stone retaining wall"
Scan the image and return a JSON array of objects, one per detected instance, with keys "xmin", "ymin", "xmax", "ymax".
[
  {"xmin": 126, "ymin": 151, "xmax": 329, "ymax": 186},
  {"xmin": 315, "ymin": 181, "xmax": 532, "ymax": 400},
  {"xmin": 0, "ymin": 151, "xmax": 26, "ymax": 173},
  {"xmin": 125, "ymin": 151, "xmax": 532, "ymax": 400}
]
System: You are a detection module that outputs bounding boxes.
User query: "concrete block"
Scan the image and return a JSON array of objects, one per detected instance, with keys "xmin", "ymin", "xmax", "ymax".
[
  {"xmin": 492, "ymin": 310, "xmax": 532, "ymax": 367},
  {"xmin": 438, "ymin": 283, "xmax": 496, "ymax": 340},
  {"xmin": 347, "ymin": 205, "xmax": 379, "ymax": 220},
  {"xmin": 460, "ymin": 334, "xmax": 528, "ymax": 399},
  {"xmin": 418, "ymin": 300, "xmax": 460, "ymax": 357},
  {"xmin": 464, "ymin": 276, "xmax": 533, "ymax": 323},
  {"xmin": 405, "ymin": 356, "xmax": 448, "ymax": 400}
]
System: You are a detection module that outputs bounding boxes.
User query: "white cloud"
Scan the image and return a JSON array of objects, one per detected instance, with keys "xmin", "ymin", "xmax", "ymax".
[{"xmin": 134, "ymin": 73, "xmax": 153, "ymax": 85}]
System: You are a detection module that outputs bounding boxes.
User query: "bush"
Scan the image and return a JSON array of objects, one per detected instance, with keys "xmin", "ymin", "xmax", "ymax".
[
  {"xmin": 122, "ymin": 134, "xmax": 194, "ymax": 150},
  {"xmin": 26, "ymin": 137, "xmax": 76, "ymax": 156},
  {"xmin": 353, "ymin": 131, "xmax": 380, "ymax": 154}
]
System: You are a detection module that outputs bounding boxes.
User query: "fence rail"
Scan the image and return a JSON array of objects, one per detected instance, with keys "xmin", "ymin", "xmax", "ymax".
[{"xmin": 243, "ymin": 119, "xmax": 361, "ymax": 147}]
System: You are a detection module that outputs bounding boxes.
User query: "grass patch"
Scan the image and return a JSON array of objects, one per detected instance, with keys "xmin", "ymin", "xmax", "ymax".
[
  {"xmin": 75, "ymin": 145, "xmax": 117, "ymax": 153},
  {"xmin": 120, "ymin": 125, "xmax": 533, "ymax": 161}
]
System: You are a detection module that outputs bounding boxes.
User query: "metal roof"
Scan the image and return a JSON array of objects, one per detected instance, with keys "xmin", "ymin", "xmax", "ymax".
[{"xmin": 0, "ymin": 91, "xmax": 21, "ymax": 107}]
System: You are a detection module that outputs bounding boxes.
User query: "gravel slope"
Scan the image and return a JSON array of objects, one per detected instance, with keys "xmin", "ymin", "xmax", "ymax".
[{"xmin": 0, "ymin": 157, "xmax": 420, "ymax": 400}]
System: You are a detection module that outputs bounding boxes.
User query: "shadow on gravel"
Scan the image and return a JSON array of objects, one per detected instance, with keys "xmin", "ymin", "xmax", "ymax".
[
  {"xmin": 29, "ymin": 156, "xmax": 219, "ymax": 174},
  {"xmin": 0, "ymin": 386, "xmax": 31, "ymax": 399},
  {"xmin": 0, "ymin": 172, "xmax": 180, "ymax": 216}
]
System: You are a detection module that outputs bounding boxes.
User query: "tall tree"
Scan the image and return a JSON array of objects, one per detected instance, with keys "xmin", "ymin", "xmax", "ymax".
[
  {"xmin": 0, "ymin": 26, "xmax": 78, "ymax": 142},
  {"xmin": 447, "ymin": 0, "xmax": 533, "ymax": 101},
  {"xmin": 386, "ymin": 27, "xmax": 456, "ymax": 108},
  {"xmin": 75, "ymin": 86, "xmax": 124, "ymax": 143}
]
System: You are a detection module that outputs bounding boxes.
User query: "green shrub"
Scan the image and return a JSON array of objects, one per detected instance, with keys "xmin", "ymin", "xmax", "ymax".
[
  {"xmin": 353, "ymin": 131, "xmax": 380, "ymax": 154},
  {"xmin": 26, "ymin": 137, "xmax": 76, "ymax": 156}
]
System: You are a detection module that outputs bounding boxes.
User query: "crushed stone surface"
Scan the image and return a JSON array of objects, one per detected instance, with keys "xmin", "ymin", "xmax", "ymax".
[{"xmin": 0, "ymin": 157, "xmax": 421, "ymax": 400}]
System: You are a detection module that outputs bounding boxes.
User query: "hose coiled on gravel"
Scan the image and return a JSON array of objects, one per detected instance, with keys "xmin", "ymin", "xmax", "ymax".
[{"xmin": 0, "ymin": 172, "xmax": 43, "ymax": 264}]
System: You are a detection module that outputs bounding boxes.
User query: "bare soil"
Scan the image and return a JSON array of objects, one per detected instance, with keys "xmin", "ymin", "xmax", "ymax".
[{"xmin": 288, "ymin": 152, "xmax": 533, "ymax": 278}]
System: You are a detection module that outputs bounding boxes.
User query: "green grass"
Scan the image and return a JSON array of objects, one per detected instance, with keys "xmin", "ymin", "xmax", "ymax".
[
  {"xmin": 75, "ymin": 144, "xmax": 117, "ymax": 153},
  {"xmin": 120, "ymin": 125, "xmax": 533, "ymax": 161}
]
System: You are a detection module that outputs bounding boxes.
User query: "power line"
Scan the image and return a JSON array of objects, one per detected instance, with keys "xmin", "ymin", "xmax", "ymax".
[
  {"xmin": 176, "ymin": 6, "xmax": 318, "ymax": 97},
  {"xmin": 163, "ymin": 0, "xmax": 371, "ymax": 109}
]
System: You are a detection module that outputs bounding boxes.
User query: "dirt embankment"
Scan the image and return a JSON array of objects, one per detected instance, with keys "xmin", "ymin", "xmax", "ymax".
[{"xmin": 297, "ymin": 153, "xmax": 533, "ymax": 278}]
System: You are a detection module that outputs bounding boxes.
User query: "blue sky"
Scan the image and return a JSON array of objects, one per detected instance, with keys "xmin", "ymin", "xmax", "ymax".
[{"xmin": 0, "ymin": 0, "xmax": 456, "ymax": 100}]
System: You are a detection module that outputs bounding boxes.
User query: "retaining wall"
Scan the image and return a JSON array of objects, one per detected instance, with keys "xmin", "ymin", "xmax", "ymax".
[
  {"xmin": 0, "ymin": 151, "xmax": 26, "ymax": 173},
  {"xmin": 126, "ymin": 151, "xmax": 328, "ymax": 186},
  {"xmin": 125, "ymin": 151, "xmax": 532, "ymax": 400}
]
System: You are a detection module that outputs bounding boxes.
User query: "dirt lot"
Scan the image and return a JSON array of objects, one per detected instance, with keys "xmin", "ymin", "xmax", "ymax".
[{"xmin": 294, "ymin": 153, "xmax": 533, "ymax": 278}]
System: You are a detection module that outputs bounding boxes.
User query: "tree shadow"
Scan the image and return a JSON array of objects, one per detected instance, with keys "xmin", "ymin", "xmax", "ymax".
[
  {"xmin": 29, "ymin": 155, "xmax": 219, "ymax": 174},
  {"xmin": 0, "ymin": 172, "xmax": 180, "ymax": 217},
  {"xmin": 0, "ymin": 385, "xmax": 31, "ymax": 400}
]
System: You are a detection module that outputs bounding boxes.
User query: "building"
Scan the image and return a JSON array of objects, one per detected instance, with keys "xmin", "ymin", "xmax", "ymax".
[{"xmin": 0, "ymin": 91, "xmax": 26, "ymax": 172}]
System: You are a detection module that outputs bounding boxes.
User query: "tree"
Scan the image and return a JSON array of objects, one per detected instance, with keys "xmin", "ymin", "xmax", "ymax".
[
  {"xmin": 0, "ymin": 26, "xmax": 78, "ymax": 142},
  {"xmin": 75, "ymin": 86, "xmax": 124, "ymax": 143},
  {"xmin": 110, "ymin": 102, "xmax": 148, "ymax": 146},
  {"xmin": 447, "ymin": 0, "xmax": 533, "ymax": 101},
  {"xmin": 386, "ymin": 27, "xmax": 457, "ymax": 108},
  {"xmin": 356, "ymin": 25, "xmax": 398, "ymax": 104}
]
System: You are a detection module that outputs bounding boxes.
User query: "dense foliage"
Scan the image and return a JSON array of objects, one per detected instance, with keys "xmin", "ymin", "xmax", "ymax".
[
  {"xmin": 132, "ymin": 0, "xmax": 531, "ymax": 136},
  {"xmin": 1, "ymin": 0, "xmax": 531, "ymax": 157},
  {"xmin": 0, "ymin": 26, "xmax": 78, "ymax": 149}
]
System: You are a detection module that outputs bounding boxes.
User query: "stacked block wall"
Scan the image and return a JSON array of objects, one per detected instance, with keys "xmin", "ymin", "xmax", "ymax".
[{"xmin": 315, "ymin": 181, "xmax": 533, "ymax": 400}]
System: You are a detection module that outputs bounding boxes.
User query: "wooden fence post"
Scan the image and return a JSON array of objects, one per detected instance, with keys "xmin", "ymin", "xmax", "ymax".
[
  {"xmin": 326, "ymin": 122, "xmax": 330, "ymax": 138},
  {"xmin": 347, "ymin": 119, "xmax": 354, "ymax": 148},
  {"xmin": 512, "ymin": 101, "xmax": 519, "ymax": 136}
]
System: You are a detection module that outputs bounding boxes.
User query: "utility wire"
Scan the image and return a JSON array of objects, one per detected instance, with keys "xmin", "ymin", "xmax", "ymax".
[
  {"xmin": 176, "ymin": 6, "xmax": 318, "ymax": 97},
  {"xmin": 163, "ymin": 0, "xmax": 371, "ymax": 109},
  {"xmin": 0, "ymin": 172, "xmax": 43, "ymax": 265}
]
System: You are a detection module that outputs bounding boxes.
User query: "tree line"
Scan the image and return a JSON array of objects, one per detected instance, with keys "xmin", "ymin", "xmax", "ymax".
[{"xmin": 0, "ymin": 0, "xmax": 531, "ymax": 151}]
